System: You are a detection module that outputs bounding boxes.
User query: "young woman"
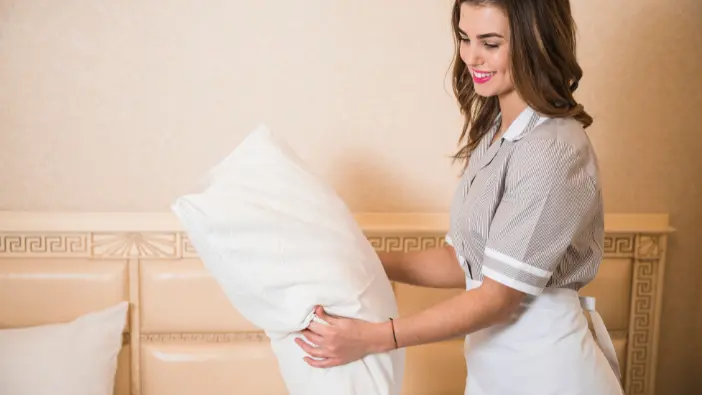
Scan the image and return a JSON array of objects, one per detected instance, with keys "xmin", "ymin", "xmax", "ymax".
[{"xmin": 295, "ymin": 1, "xmax": 624, "ymax": 393}]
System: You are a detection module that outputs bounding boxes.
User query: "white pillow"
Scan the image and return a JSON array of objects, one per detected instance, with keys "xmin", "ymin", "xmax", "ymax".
[
  {"xmin": 0, "ymin": 301, "xmax": 128, "ymax": 395},
  {"xmin": 171, "ymin": 124, "xmax": 405, "ymax": 395}
]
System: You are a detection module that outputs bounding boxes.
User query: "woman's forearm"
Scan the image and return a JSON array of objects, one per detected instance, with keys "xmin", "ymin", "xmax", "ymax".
[
  {"xmin": 374, "ymin": 278, "xmax": 525, "ymax": 352},
  {"xmin": 379, "ymin": 246, "xmax": 466, "ymax": 289}
]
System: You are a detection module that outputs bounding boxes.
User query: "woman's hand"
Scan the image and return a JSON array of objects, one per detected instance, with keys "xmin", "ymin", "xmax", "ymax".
[{"xmin": 294, "ymin": 306, "xmax": 395, "ymax": 368}]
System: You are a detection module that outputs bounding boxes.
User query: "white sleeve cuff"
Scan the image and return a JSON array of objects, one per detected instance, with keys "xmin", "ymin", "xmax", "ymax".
[
  {"xmin": 481, "ymin": 266, "xmax": 544, "ymax": 296},
  {"xmin": 484, "ymin": 248, "xmax": 552, "ymax": 278}
]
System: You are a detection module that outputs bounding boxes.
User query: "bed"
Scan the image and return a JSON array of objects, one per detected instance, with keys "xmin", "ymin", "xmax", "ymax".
[{"xmin": 0, "ymin": 211, "xmax": 672, "ymax": 395}]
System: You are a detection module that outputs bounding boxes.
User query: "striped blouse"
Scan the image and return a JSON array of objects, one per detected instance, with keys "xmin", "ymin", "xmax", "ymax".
[{"xmin": 446, "ymin": 106, "xmax": 604, "ymax": 295}]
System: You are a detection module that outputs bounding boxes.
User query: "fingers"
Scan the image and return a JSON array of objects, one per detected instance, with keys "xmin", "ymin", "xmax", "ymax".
[
  {"xmin": 314, "ymin": 305, "xmax": 337, "ymax": 324},
  {"xmin": 301, "ymin": 329, "xmax": 323, "ymax": 346},
  {"xmin": 295, "ymin": 337, "xmax": 326, "ymax": 358},
  {"xmin": 297, "ymin": 306, "xmax": 349, "ymax": 369},
  {"xmin": 307, "ymin": 320, "xmax": 331, "ymax": 335}
]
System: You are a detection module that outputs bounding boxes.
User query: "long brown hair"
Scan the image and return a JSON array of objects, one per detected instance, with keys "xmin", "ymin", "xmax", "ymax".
[{"xmin": 451, "ymin": 0, "xmax": 592, "ymax": 164}]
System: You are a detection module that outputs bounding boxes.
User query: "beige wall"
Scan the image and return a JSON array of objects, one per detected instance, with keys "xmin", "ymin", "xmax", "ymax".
[
  {"xmin": 573, "ymin": 2, "xmax": 702, "ymax": 394},
  {"xmin": 1, "ymin": 1, "xmax": 700, "ymax": 393}
]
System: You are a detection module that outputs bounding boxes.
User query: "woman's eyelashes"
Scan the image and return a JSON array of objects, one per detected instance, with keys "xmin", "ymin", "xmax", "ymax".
[{"xmin": 459, "ymin": 36, "xmax": 499, "ymax": 50}]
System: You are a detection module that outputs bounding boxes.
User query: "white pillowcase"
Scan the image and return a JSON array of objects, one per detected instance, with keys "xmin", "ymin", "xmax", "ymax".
[
  {"xmin": 171, "ymin": 124, "xmax": 405, "ymax": 395},
  {"xmin": 0, "ymin": 302, "xmax": 128, "ymax": 395}
]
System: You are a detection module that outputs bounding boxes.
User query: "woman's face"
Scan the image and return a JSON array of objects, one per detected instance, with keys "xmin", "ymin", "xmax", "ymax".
[{"xmin": 458, "ymin": 3, "xmax": 513, "ymax": 98}]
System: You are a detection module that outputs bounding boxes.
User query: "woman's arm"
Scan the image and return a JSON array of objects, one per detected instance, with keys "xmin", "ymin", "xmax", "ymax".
[
  {"xmin": 387, "ymin": 277, "xmax": 524, "ymax": 349},
  {"xmin": 295, "ymin": 277, "xmax": 525, "ymax": 368},
  {"xmin": 379, "ymin": 245, "xmax": 466, "ymax": 289}
]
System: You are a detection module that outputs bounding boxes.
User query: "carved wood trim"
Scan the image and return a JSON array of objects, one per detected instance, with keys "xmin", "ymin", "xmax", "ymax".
[
  {"xmin": 0, "ymin": 233, "xmax": 654, "ymax": 259},
  {"xmin": 92, "ymin": 232, "xmax": 180, "ymax": 259},
  {"xmin": 604, "ymin": 235, "xmax": 636, "ymax": 257},
  {"xmin": 624, "ymin": 233, "xmax": 668, "ymax": 395},
  {"xmin": 0, "ymin": 233, "xmax": 453, "ymax": 258},
  {"xmin": 141, "ymin": 332, "xmax": 268, "ymax": 343},
  {"xmin": 368, "ymin": 235, "xmax": 446, "ymax": 252},
  {"xmin": 0, "ymin": 232, "xmax": 91, "ymax": 256}
]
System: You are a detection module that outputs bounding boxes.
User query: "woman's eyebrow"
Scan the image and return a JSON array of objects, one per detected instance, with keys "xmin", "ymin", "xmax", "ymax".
[
  {"xmin": 477, "ymin": 33, "xmax": 504, "ymax": 39},
  {"xmin": 457, "ymin": 28, "xmax": 504, "ymax": 39}
]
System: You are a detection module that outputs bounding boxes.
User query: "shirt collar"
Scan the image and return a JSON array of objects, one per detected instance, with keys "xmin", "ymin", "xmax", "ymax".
[{"xmin": 501, "ymin": 106, "xmax": 550, "ymax": 142}]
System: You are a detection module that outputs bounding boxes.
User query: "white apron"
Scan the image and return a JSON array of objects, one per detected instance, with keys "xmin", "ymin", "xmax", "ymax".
[{"xmin": 463, "ymin": 279, "xmax": 624, "ymax": 395}]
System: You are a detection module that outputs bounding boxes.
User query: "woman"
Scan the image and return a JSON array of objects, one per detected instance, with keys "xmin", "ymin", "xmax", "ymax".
[{"xmin": 295, "ymin": 1, "xmax": 624, "ymax": 393}]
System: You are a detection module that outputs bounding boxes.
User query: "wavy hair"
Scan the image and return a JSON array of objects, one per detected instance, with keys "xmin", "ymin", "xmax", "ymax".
[{"xmin": 451, "ymin": 0, "xmax": 592, "ymax": 164}]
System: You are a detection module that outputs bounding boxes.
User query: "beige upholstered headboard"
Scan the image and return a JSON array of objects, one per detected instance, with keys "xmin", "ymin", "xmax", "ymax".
[{"xmin": 0, "ymin": 212, "xmax": 672, "ymax": 395}]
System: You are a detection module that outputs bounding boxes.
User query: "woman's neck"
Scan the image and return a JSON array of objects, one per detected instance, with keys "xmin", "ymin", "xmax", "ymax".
[{"xmin": 494, "ymin": 91, "xmax": 527, "ymax": 139}]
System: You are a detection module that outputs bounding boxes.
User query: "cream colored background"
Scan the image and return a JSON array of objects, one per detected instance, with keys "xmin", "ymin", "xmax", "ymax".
[{"xmin": 0, "ymin": 0, "xmax": 700, "ymax": 393}]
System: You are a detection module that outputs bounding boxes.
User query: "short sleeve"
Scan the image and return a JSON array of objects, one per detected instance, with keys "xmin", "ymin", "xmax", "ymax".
[{"xmin": 481, "ymin": 139, "xmax": 598, "ymax": 295}]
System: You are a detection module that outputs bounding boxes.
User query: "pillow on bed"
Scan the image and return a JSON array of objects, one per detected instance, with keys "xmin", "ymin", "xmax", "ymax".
[
  {"xmin": 0, "ymin": 301, "xmax": 128, "ymax": 395},
  {"xmin": 171, "ymin": 124, "xmax": 405, "ymax": 395}
]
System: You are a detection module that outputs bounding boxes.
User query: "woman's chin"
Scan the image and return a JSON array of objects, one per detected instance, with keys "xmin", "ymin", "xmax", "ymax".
[
  {"xmin": 474, "ymin": 87, "xmax": 498, "ymax": 98},
  {"xmin": 473, "ymin": 83, "xmax": 512, "ymax": 99}
]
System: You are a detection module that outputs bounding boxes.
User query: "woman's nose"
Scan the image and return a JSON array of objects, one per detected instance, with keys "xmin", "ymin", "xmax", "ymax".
[{"xmin": 462, "ymin": 44, "xmax": 482, "ymax": 68}]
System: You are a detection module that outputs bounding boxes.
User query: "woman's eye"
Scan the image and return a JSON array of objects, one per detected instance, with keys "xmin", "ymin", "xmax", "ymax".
[
  {"xmin": 459, "ymin": 36, "xmax": 470, "ymax": 42},
  {"xmin": 484, "ymin": 42, "xmax": 499, "ymax": 49}
]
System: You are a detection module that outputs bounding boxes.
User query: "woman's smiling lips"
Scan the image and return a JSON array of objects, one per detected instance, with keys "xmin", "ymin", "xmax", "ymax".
[{"xmin": 472, "ymin": 69, "xmax": 495, "ymax": 84}]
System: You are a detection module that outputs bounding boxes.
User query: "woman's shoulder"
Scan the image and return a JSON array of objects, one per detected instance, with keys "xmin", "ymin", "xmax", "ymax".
[
  {"xmin": 510, "ymin": 116, "xmax": 600, "ymax": 183},
  {"xmin": 522, "ymin": 117, "xmax": 593, "ymax": 151}
]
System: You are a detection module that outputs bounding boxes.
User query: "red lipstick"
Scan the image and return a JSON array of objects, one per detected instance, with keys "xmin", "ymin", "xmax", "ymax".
[{"xmin": 472, "ymin": 70, "xmax": 495, "ymax": 84}]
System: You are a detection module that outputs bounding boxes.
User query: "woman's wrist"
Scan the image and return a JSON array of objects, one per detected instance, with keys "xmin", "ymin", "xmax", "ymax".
[{"xmin": 368, "ymin": 320, "xmax": 398, "ymax": 354}]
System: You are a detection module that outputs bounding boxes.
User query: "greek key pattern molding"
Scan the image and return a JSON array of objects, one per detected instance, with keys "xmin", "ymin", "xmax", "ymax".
[
  {"xmin": 0, "ymin": 233, "xmax": 91, "ymax": 256},
  {"xmin": 0, "ymin": 233, "xmax": 646, "ymax": 259},
  {"xmin": 0, "ymin": 233, "xmax": 451, "ymax": 258},
  {"xmin": 368, "ymin": 235, "xmax": 447, "ymax": 253},
  {"xmin": 140, "ymin": 332, "xmax": 268, "ymax": 343},
  {"xmin": 625, "ymin": 233, "xmax": 665, "ymax": 395},
  {"xmin": 0, "ymin": 232, "xmax": 185, "ymax": 259},
  {"xmin": 603, "ymin": 235, "xmax": 636, "ymax": 257}
]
